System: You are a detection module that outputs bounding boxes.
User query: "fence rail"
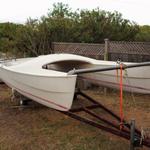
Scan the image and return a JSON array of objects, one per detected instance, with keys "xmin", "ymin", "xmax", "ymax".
[{"xmin": 52, "ymin": 40, "xmax": 150, "ymax": 62}]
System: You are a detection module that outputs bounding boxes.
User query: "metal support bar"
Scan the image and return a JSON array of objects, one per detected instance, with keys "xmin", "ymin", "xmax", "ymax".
[
  {"xmin": 77, "ymin": 91, "xmax": 121, "ymax": 120},
  {"xmin": 83, "ymin": 107, "xmax": 131, "ymax": 135},
  {"xmin": 61, "ymin": 107, "xmax": 150, "ymax": 148},
  {"xmin": 70, "ymin": 104, "xmax": 100, "ymax": 112},
  {"xmin": 130, "ymin": 119, "xmax": 136, "ymax": 150},
  {"xmin": 62, "ymin": 111, "xmax": 130, "ymax": 140},
  {"xmin": 68, "ymin": 62, "xmax": 150, "ymax": 75},
  {"xmin": 76, "ymin": 91, "xmax": 141, "ymax": 136}
]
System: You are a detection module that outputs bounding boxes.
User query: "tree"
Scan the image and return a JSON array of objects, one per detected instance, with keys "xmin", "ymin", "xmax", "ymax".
[
  {"xmin": 0, "ymin": 23, "xmax": 20, "ymax": 56},
  {"xmin": 135, "ymin": 25, "xmax": 150, "ymax": 42},
  {"xmin": 0, "ymin": 3, "xmax": 145, "ymax": 57}
]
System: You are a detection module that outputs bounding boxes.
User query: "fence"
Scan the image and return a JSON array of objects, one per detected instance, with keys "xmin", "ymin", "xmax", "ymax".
[
  {"xmin": 52, "ymin": 42, "xmax": 105, "ymax": 60},
  {"xmin": 52, "ymin": 39, "xmax": 150, "ymax": 62},
  {"xmin": 109, "ymin": 41, "xmax": 150, "ymax": 62}
]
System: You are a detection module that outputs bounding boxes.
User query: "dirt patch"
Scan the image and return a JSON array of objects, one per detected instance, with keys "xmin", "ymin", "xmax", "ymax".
[{"xmin": 0, "ymin": 84, "xmax": 150, "ymax": 150}]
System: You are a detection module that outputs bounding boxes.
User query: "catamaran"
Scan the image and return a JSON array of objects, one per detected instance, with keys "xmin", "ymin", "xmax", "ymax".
[{"xmin": 0, "ymin": 54, "xmax": 150, "ymax": 111}]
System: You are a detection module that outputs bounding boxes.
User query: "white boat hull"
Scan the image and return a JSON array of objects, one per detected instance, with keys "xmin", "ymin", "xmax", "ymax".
[
  {"xmin": 0, "ymin": 58, "xmax": 33, "ymax": 83},
  {"xmin": 0, "ymin": 67, "xmax": 76, "ymax": 111},
  {"xmin": 80, "ymin": 65, "xmax": 150, "ymax": 94}
]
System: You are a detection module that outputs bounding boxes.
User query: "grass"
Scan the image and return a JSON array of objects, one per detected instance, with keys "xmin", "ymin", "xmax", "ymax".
[{"xmin": 0, "ymin": 84, "xmax": 150, "ymax": 150}]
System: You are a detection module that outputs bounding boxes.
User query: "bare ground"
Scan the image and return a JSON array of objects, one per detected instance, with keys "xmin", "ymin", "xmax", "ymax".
[{"xmin": 0, "ymin": 84, "xmax": 150, "ymax": 150}]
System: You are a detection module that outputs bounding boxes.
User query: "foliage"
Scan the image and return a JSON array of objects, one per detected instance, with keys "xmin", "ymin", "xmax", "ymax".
[
  {"xmin": 135, "ymin": 25, "xmax": 150, "ymax": 42},
  {"xmin": 0, "ymin": 2, "xmax": 149, "ymax": 57},
  {"xmin": 0, "ymin": 23, "xmax": 19, "ymax": 56}
]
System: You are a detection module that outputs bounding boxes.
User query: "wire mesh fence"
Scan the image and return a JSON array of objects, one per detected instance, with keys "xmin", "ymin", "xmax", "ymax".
[
  {"xmin": 52, "ymin": 42, "xmax": 105, "ymax": 60},
  {"xmin": 52, "ymin": 40, "xmax": 150, "ymax": 62},
  {"xmin": 109, "ymin": 41, "xmax": 150, "ymax": 62}
]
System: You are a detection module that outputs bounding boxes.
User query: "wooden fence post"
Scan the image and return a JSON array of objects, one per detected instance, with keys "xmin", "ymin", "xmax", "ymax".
[
  {"xmin": 104, "ymin": 39, "xmax": 109, "ymax": 95},
  {"xmin": 104, "ymin": 38, "xmax": 109, "ymax": 61},
  {"xmin": 51, "ymin": 42, "xmax": 54, "ymax": 54}
]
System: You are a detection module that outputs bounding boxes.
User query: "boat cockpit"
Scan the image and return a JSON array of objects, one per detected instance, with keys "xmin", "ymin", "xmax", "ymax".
[{"xmin": 42, "ymin": 60, "xmax": 93, "ymax": 73}]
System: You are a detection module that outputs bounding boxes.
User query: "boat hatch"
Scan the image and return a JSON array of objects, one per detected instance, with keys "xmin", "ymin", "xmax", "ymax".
[{"xmin": 42, "ymin": 60, "xmax": 93, "ymax": 73}]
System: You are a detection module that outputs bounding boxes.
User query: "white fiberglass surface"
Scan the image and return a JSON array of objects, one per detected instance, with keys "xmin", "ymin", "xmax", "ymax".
[{"xmin": 2, "ymin": 54, "xmax": 135, "ymax": 77}]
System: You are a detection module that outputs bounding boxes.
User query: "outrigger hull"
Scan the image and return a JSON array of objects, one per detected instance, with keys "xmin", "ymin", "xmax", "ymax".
[{"xmin": 80, "ymin": 65, "xmax": 150, "ymax": 94}]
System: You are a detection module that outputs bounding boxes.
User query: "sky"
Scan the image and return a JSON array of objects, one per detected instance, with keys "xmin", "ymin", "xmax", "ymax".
[{"xmin": 0, "ymin": 0, "xmax": 149, "ymax": 25}]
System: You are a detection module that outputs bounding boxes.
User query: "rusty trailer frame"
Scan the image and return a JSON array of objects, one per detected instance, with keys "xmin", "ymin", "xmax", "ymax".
[{"xmin": 60, "ymin": 90, "xmax": 150, "ymax": 149}]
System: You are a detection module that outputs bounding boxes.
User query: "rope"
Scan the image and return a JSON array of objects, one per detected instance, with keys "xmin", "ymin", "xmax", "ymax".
[
  {"xmin": 116, "ymin": 61, "xmax": 124, "ymax": 130},
  {"xmin": 119, "ymin": 64, "xmax": 124, "ymax": 130},
  {"xmin": 140, "ymin": 127, "xmax": 146, "ymax": 145},
  {"xmin": 124, "ymin": 69, "xmax": 137, "ymax": 108},
  {"xmin": 117, "ymin": 62, "xmax": 137, "ymax": 130},
  {"xmin": 116, "ymin": 69, "xmax": 119, "ymax": 83}
]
